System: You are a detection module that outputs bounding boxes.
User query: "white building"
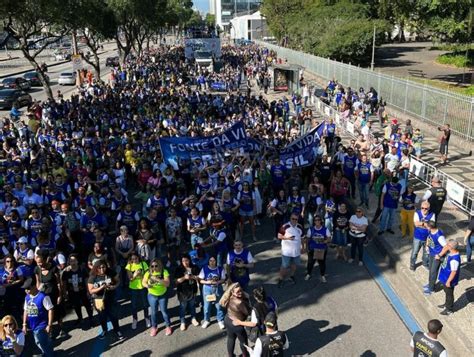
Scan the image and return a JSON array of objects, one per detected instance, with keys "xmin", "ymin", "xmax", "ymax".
[
  {"xmin": 229, "ymin": 11, "xmax": 267, "ymax": 41},
  {"xmin": 213, "ymin": 0, "xmax": 261, "ymax": 30}
]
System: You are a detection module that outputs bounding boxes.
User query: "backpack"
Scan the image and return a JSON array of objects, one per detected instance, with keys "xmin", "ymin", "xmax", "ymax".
[{"xmin": 260, "ymin": 332, "xmax": 287, "ymax": 357}]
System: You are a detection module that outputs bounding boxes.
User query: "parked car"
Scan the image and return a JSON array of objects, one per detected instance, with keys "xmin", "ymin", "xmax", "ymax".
[
  {"xmin": 0, "ymin": 89, "xmax": 32, "ymax": 109},
  {"xmin": 58, "ymin": 72, "xmax": 75, "ymax": 85},
  {"xmin": 105, "ymin": 56, "xmax": 119, "ymax": 67},
  {"xmin": 23, "ymin": 71, "xmax": 49, "ymax": 86},
  {"xmin": 54, "ymin": 50, "xmax": 71, "ymax": 61},
  {"xmin": 1, "ymin": 77, "xmax": 31, "ymax": 91}
]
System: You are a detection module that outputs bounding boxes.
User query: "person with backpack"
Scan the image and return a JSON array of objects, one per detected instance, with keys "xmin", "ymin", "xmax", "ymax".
[
  {"xmin": 246, "ymin": 312, "xmax": 289, "ymax": 357},
  {"xmin": 246, "ymin": 286, "xmax": 278, "ymax": 344}
]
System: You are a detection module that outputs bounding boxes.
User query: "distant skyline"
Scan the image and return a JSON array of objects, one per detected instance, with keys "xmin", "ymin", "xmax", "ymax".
[{"xmin": 193, "ymin": 0, "xmax": 209, "ymax": 14}]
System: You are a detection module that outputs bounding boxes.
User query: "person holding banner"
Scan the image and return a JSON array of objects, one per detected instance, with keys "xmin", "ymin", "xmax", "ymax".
[{"xmin": 237, "ymin": 182, "xmax": 257, "ymax": 242}]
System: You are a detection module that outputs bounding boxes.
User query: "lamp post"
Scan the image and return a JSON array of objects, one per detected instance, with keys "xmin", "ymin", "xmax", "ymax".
[{"xmin": 370, "ymin": 24, "xmax": 376, "ymax": 71}]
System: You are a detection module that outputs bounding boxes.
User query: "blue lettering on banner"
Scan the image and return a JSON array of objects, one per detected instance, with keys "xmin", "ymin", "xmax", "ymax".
[
  {"xmin": 279, "ymin": 123, "xmax": 324, "ymax": 168},
  {"xmin": 159, "ymin": 122, "xmax": 247, "ymax": 161},
  {"xmin": 160, "ymin": 122, "xmax": 323, "ymax": 169}
]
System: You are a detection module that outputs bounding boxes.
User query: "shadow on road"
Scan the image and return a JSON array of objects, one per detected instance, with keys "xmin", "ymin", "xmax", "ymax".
[{"xmin": 286, "ymin": 319, "xmax": 351, "ymax": 355}]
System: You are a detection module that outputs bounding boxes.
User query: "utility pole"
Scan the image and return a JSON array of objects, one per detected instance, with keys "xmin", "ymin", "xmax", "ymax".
[{"xmin": 370, "ymin": 24, "xmax": 376, "ymax": 71}]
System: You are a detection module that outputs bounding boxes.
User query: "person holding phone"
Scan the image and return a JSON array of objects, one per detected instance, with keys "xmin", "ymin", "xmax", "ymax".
[
  {"xmin": 0, "ymin": 315, "xmax": 25, "ymax": 356},
  {"xmin": 87, "ymin": 261, "xmax": 123, "ymax": 340},
  {"xmin": 125, "ymin": 253, "xmax": 150, "ymax": 330},
  {"xmin": 277, "ymin": 214, "xmax": 304, "ymax": 288},
  {"xmin": 142, "ymin": 258, "xmax": 172, "ymax": 337},
  {"xmin": 175, "ymin": 254, "xmax": 200, "ymax": 331}
]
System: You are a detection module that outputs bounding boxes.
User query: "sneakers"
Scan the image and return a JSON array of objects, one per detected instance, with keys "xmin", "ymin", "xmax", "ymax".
[
  {"xmin": 116, "ymin": 331, "xmax": 125, "ymax": 340},
  {"xmin": 145, "ymin": 318, "xmax": 151, "ymax": 328},
  {"xmin": 201, "ymin": 320, "xmax": 211, "ymax": 329},
  {"xmin": 423, "ymin": 284, "xmax": 429, "ymax": 289},
  {"xmin": 440, "ymin": 309, "xmax": 453, "ymax": 316},
  {"xmin": 320, "ymin": 276, "xmax": 327, "ymax": 283},
  {"xmin": 58, "ymin": 329, "xmax": 67, "ymax": 339},
  {"xmin": 437, "ymin": 304, "xmax": 446, "ymax": 309},
  {"xmin": 423, "ymin": 288, "xmax": 433, "ymax": 296},
  {"xmin": 191, "ymin": 318, "xmax": 200, "ymax": 327},
  {"xmin": 304, "ymin": 274, "xmax": 311, "ymax": 281},
  {"xmin": 132, "ymin": 318, "xmax": 137, "ymax": 330},
  {"xmin": 409, "ymin": 266, "xmax": 416, "ymax": 272},
  {"xmin": 218, "ymin": 321, "xmax": 225, "ymax": 330},
  {"xmin": 180, "ymin": 323, "xmax": 186, "ymax": 331},
  {"xmin": 149, "ymin": 327, "xmax": 158, "ymax": 337},
  {"xmin": 386, "ymin": 229, "xmax": 395, "ymax": 234},
  {"xmin": 165, "ymin": 326, "xmax": 173, "ymax": 336},
  {"xmin": 358, "ymin": 261, "xmax": 363, "ymax": 266},
  {"xmin": 290, "ymin": 276, "xmax": 296, "ymax": 284},
  {"xmin": 348, "ymin": 259, "xmax": 354, "ymax": 263},
  {"xmin": 98, "ymin": 330, "xmax": 106, "ymax": 340}
]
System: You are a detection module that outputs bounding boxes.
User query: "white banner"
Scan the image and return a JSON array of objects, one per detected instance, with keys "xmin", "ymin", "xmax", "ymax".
[
  {"xmin": 446, "ymin": 179, "xmax": 465, "ymax": 205},
  {"xmin": 346, "ymin": 121, "xmax": 355, "ymax": 135},
  {"xmin": 184, "ymin": 38, "xmax": 221, "ymax": 59},
  {"xmin": 409, "ymin": 157, "xmax": 424, "ymax": 178}
]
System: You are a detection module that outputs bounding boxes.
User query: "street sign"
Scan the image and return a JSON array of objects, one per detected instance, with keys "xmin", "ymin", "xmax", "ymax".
[{"xmin": 72, "ymin": 54, "xmax": 83, "ymax": 71}]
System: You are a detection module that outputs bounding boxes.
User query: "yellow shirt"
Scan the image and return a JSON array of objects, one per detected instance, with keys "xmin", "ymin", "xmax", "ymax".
[
  {"xmin": 52, "ymin": 167, "xmax": 67, "ymax": 180},
  {"xmin": 143, "ymin": 269, "xmax": 169, "ymax": 296},
  {"xmin": 125, "ymin": 261, "xmax": 148, "ymax": 290}
]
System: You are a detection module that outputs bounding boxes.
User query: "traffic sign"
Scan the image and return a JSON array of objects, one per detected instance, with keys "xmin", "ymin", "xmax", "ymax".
[{"xmin": 72, "ymin": 54, "xmax": 83, "ymax": 71}]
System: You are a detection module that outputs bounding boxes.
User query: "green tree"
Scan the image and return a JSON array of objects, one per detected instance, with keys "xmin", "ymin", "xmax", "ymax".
[
  {"xmin": 68, "ymin": 0, "xmax": 117, "ymax": 79},
  {"xmin": 205, "ymin": 13, "xmax": 216, "ymax": 27},
  {"xmin": 0, "ymin": 0, "xmax": 71, "ymax": 99}
]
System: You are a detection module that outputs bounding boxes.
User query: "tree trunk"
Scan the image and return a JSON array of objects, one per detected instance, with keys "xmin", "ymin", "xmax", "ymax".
[{"xmin": 21, "ymin": 47, "xmax": 53, "ymax": 100}]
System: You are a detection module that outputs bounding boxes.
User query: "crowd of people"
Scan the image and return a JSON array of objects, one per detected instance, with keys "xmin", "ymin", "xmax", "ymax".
[{"xmin": 0, "ymin": 40, "xmax": 469, "ymax": 357}]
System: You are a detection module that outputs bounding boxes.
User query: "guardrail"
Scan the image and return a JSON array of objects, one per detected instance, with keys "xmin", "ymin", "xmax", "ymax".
[
  {"xmin": 311, "ymin": 95, "xmax": 474, "ymax": 216},
  {"xmin": 256, "ymin": 40, "xmax": 474, "ymax": 142}
]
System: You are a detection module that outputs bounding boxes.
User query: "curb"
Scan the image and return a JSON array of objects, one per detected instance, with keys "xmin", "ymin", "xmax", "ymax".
[
  {"xmin": 0, "ymin": 50, "xmax": 110, "ymax": 79},
  {"xmin": 0, "ymin": 59, "xmax": 70, "ymax": 79}
]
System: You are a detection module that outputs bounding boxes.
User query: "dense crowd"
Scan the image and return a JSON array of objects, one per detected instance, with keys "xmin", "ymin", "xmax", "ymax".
[{"xmin": 0, "ymin": 42, "xmax": 469, "ymax": 357}]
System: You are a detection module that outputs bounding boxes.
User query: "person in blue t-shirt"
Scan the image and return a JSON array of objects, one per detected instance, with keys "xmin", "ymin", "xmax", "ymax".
[
  {"xmin": 304, "ymin": 216, "xmax": 331, "ymax": 282},
  {"xmin": 378, "ymin": 176, "xmax": 401, "ymax": 235},
  {"xmin": 424, "ymin": 221, "xmax": 447, "ymax": 296},
  {"xmin": 22, "ymin": 276, "xmax": 54, "ymax": 357},
  {"xmin": 437, "ymin": 239, "xmax": 460, "ymax": 315}
]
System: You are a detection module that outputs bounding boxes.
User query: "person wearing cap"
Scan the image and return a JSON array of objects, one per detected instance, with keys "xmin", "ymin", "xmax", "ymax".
[
  {"xmin": 22, "ymin": 276, "xmax": 55, "ymax": 357},
  {"xmin": 422, "ymin": 177, "xmax": 446, "ymax": 224},
  {"xmin": 424, "ymin": 221, "xmax": 447, "ymax": 296},
  {"xmin": 14, "ymin": 235, "xmax": 35, "ymax": 278},
  {"xmin": 203, "ymin": 217, "xmax": 228, "ymax": 267},
  {"xmin": 410, "ymin": 319, "xmax": 447, "ymax": 357},
  {"xmin": 437, "ymin": 239, "xmax": 461, "ymax": 315},
  {"xmin": 246, "ymin": 312, "xmax": 289, "ymax": 357}
]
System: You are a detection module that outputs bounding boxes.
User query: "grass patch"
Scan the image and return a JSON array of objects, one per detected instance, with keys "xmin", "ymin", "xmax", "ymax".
[
  {"xmin": 408, "ymin": 77, "xmax": 474, "ymax": 96},
  {"xmin": 436, "ymin": 50, "xmax": 473, "ymax": 68}
]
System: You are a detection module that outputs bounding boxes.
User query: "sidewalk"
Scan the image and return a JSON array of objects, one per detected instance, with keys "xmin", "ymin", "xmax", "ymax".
[{"xmin": 253, "ymin": 78, "xmax": 473, "ymax": 355}]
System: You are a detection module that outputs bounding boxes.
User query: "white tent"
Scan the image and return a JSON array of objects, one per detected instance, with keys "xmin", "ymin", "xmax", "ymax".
[{"xmin": 229, "ymin": 11, "xmax": 266, "ymax": 41}]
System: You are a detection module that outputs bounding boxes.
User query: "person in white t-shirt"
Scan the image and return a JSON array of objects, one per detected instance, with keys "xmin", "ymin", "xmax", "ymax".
[{"xmin": 277, "ymin": 214, "xmax": 303, "ymax": 288}]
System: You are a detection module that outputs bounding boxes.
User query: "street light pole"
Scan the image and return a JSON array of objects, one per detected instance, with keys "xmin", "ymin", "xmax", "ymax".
[{"xmin": 370, "ymin": 24, "xmax": 376, "ymax": 71}]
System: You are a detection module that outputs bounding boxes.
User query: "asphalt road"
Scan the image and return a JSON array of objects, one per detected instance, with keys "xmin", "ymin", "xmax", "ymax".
[
  {"xmin": 0, "ymin": 46, "xmax": 116, "ymax": 117},
  {"xmin": 34, "ymin": 219, "xmax": 412, "ymax": 357}
]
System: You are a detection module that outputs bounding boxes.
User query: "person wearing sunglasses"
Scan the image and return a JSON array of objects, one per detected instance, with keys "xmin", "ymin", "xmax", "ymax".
[
  {"xmin": 277, "ymin": 214, "xmax": 304, "ymax": 288},
  {"xmin": 304, "ymin": 216, "xmax": 331, "ymax": 282},
  {"xmin": 142, "ymin": 258, "xmax": 172, "ymax": 337},
  {"xmin": 87, "ymin": 261, "xmax": 123, "ymax": 340},
  {"xmin": 0, "ymin": 255, "xmax": 25, "ymax": 317},
  {"xmin": 410, "ymin": 202, "xmax": 435, "ymax": 271},
  {"xmin": 348, "ymin": 208, "xmax": 369, "ymax": 266},
  {"xmin": 0, "ymin": 315, "xmax": 24, "ymax": 356}
]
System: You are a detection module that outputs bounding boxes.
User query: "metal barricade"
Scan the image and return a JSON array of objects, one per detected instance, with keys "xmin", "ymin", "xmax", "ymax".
[
  {"xmin": 256, "ymin": 41, "xmax": 474, "ymax": 142},
  {"xmin": 312, "ymin": 96, "xmax": 474, "ymax": 215}
]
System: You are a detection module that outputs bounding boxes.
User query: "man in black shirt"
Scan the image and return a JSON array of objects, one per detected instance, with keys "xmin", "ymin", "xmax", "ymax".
[
  {"xmin": 247, "ymin": 312, "xmax": 289, "ymax": 357},
  {"xmin": 410, "ymin": 319, "xmax": 447, "ymax": 357}
]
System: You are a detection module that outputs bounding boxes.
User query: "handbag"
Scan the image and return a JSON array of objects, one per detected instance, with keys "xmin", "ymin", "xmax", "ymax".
[
  {"xmin": 94, "ymin": 297, "xmax": 105, "ymax": 311},
  {"xmin": 313, "ymin": 249, "xmax": 325, "ymax": 260}
]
